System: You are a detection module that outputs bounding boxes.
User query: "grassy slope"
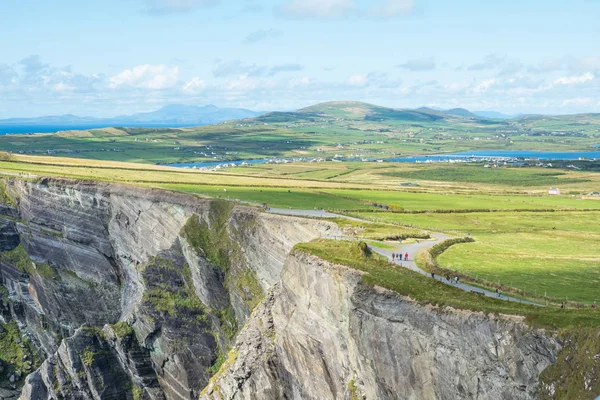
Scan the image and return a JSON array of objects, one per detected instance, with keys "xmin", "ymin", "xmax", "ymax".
[
  {"xmin": 294, "ymin": 240, "xmax": 600, "ymax": 329},
  {"xmin": 353, "ymin": 211, "xmax": 600, "ymax": 303}
]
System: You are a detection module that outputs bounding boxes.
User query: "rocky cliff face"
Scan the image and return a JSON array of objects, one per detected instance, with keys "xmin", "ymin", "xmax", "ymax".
[
  {"xmin": 201, "ymin": 252, "xmax": 561, "ymax": 400},
  {"xmin": 0, "ymin": 178, "xmax": 338, "ymax": 399},
  {"xmin": 0, "ymin": 178, "xmax": 567, "ymax": 400}
]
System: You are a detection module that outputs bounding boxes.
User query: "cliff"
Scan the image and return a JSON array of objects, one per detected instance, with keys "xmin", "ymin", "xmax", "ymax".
[
  {"xmin": 0, "ymin": 177, "xmax": 595, "ymax": 399},
  {"xmin": 200, "ymin": 252, "xmax": 560, "ymax": 400},
  {"xmin": 0, "ymin": 178, "xmax": 338, "ymax": 399}
]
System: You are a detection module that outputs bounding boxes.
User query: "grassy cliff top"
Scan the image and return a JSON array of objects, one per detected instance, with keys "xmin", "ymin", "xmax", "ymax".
[{"xmin": 293, "ymin": 239, "xmax": 600, "ymax": 330}]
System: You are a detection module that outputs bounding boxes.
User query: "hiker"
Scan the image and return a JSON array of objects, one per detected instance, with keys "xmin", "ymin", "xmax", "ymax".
[
  {"xmin": 446, "ymin": 275, "xmax": 450, "ymax": 283},
  {"xmin": 404, "ymin": 252, "xmax": 409, "ymax": 261},
  {"xmin": 592, "ymin": 303, "xmax": 597, "ymax": 309},
  {"xmin": 431, "ymin": 272, "xmax": 435, "ymax": 279},
  {"xmin": 561, "ymin": 301, "xmax": 565, "ymax": 309},
  {"xmin": 391, "ymin": 253, "xmax": 395, "ymax": 261},
  {"xmin": 454, "ymin": 276, "xmax": 459, "ymax": 284}
]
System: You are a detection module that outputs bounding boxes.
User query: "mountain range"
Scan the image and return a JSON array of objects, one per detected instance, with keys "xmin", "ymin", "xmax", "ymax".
[{"xmin": 0, "ymin": 105, "xmax": 264, "ymax": 133}]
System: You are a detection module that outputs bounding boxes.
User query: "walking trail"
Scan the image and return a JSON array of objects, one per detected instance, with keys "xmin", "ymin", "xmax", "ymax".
[
  {"xmin": 267, "ymin": 207, "xmax": 540, "ymax": 306},
  {"xmin": 367, "ymin": 235, "xmax": 539, "ymax": 306}
]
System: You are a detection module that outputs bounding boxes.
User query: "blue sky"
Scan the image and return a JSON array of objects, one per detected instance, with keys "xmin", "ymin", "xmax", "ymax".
[{"xmin": 0, "ymin": 0, "xmax": 599, "ymax": 117}]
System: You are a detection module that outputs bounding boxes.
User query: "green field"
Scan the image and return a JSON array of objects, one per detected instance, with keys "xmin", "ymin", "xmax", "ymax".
[
  {"xmin": 1, "ymin": 101, "xmax": 599, "ymax": 166},
  {"xmin": 295, "ymin": 239, "xmax": 600, "ymax": 329},
  {"xmin": 159, "ymin": 184, "xmax": 371, "ymax": 210},
  {"xmin": 381, "ymin": 165, "xmax": 591, "ymax": 187},
  {"xmin": 351, "ymin": 211, "xmax": 600, "ymax": 303}
]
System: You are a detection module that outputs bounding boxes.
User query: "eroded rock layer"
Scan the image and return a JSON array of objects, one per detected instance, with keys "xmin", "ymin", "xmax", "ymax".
[{"xmin": 0, "ymin": 178, "xmax": 337, "ymax": 399}]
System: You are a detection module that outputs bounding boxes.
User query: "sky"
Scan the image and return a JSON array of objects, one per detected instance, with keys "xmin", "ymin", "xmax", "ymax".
[{"xmin": 0, "ymin": 0, "xmax": 599, "ymax": 118}]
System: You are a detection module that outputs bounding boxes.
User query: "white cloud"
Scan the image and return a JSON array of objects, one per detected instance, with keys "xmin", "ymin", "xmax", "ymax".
[
  {"xmin": 223, "ymin": 74, "xmax": 260, "ymax": 91},
  {"xmin": 279, "ymin": 0, "xmax": 356, "ymax": 18},
  {"xmin": 347, "ymin": 74, "xmax": 368, "ymax": 87},
  {"xmin": 552, "ymin": 72, "xmax": 594, "ymax": 86},
  {"xmin": 369, "ymin": 0, "xmax": 415, "ymax": 18},
  {"xmin": 183, "ymin": 77, "xmax": 206, "ymax": 92},
  {"xmin": 109, "ymin": 65, "xmax": 179, "ymax": 89},
  {"xmin": 560, "ymin": 97, "xmax": 594, "ymax": 107},
  {"xmin": 472, "ymin": 79, "xmax": 496, "ymax": 94}
]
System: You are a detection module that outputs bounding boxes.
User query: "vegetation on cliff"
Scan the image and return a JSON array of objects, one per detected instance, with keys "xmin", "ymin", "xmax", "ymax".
[{"xmin": 0, "ymin": 321, "xmax": 39, "ymax": 387}]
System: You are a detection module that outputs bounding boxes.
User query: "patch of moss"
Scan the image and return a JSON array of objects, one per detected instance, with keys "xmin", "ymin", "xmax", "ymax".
[
  {"xmin": 207, "ymin": 349, "xmax": 227, "ymax": 375},
  {"xmin": 132, "ymin": 385, "xmax": 143, "ymax": 400},
  {"xmin": 141, "ymin": 258, "xmax": 209, "ymax": 324},
  {"xmin": 0, "ymin": 179, "xmax": 16, "ymax": 207},
  {"xmin": 181, "ymin": 200, "xmax": 233, "ymax": 273},
  {"xmin": 233, "ymin": 270, "xmax": 263, "ymax": 311},
  {"xmin": 0, "ymin": 244, "xmax": 59, "ymax": 280},
  {"xmin": 539, "ymin": 329, "xmax": 600, "ymax": 400},
  {"xmin": 0, "ymin": 321, "xmax": 40, "ymax": 385},
  {"xmin": 216, "ymin": 307, "xmax": 238, "ymax": 342},
  {"xmin": 348, "ymin": 377, "xmax": 358, "ymax": 400},
  {"xmin": 111, "ymin": 321, "xmax": 134, "ymax": 339},
  {"xmin": 81, "ymin": 347, "xmax": 95, "ymax": 367}
]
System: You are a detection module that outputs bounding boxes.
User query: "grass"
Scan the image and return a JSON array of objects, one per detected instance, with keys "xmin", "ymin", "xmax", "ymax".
[
  {"xmin": 539, "ymin": 328, "xmax": 600, "ymax": 400},
  {"xmin": 0, "ymin": 244, "xmax": 58, "ymax": 280},
  {"xmin": 354, "ymin": 211, "xmax": 600, "ymax": 304},
  {"xmin": 381, "ymin": 165, "xmax": 590, "ymax": 187},
  {"xmin": 293, "ymin": 240, "xmax": 600, "ymax": 329},
  {"xmin": 161, "ymin": 184, "xmax": 369, "ymax": 210},
  {"xmin": 0, "ymin": 321, "xmax": 39, "ymax": 385}
]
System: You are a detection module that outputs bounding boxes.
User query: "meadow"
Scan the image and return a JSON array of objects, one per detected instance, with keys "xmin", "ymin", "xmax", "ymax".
[
  {"xmin": 0, "ymin": 151, "xmax": 599, "ymax": 307},
  {"xmin": 351, "ymin": 211, "xmax": 600, "ymax": 304}
]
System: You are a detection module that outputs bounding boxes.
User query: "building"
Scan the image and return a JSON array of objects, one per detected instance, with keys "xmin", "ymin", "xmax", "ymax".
[{"xmin": 548, "ymin": 188, "xmax": 561, "ymax": 195}]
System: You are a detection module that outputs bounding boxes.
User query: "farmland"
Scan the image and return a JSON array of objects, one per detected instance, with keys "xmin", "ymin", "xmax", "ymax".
[
  {"xmin": 0, "ymin": 114, "xmax": 599, "ymax": 308},
  {"xmin": 0, "ymin": 101, "xmax": 599, "ymax": 166}
]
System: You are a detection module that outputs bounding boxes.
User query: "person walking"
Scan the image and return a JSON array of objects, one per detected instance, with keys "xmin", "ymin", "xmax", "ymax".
[
  {"xmin": 404, "ymin": 252, "xmax": 409, "ymax": 261},
  {"xmin": 392, "ymin": 253, "xmax": 395, "ymax": 261},
  {"xmin": 431, "ymin": 272, "xmax": 435, "ymax": 279}
]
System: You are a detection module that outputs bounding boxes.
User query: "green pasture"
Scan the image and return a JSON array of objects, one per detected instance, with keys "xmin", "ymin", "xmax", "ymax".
[{"xmin": 353, "ymin": 211, "xmax": 600, "ymax": 303}]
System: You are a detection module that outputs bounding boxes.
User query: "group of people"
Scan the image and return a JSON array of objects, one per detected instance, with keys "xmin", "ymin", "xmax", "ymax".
[{"xmin": 391, "ymin": 252, "xmax": 408, "ymax": 262}]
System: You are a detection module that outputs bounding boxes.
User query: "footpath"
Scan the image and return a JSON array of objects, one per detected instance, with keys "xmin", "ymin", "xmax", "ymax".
[{"xmin": 266, "ymin": 207, "xmax": 540, "ymax": 306}]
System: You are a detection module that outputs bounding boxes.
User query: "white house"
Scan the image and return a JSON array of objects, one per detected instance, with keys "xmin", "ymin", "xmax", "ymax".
[{"xmin": 548, "ymin": 188, "xmax": 561, "ymax": 195}]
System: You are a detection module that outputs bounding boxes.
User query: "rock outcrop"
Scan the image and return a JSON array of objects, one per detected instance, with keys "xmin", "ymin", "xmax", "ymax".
[
  {"xmin": 0, "ymin": 178, "xmax": 338, "ymax": 399},
  {"xmin": 201, "ymin": 252, "xmax": 561, "ymax": 400}
]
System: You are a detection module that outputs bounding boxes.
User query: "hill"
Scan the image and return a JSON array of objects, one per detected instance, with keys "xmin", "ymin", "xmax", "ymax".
[{"xmin": 285, "ymin": 101, "xmax": 445, "ymax": 122}]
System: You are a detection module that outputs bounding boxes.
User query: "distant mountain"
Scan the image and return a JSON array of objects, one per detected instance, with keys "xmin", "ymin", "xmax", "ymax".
[
  {"xmin": 445, "ymin": 108, "xmax": 478, "ymax": 118},
  {"xmin": 473, "ymin": 111, "xmax": 518, "ymax": 119},
  {"xmin": 0, "ymin": 105, "xmax": 264, "ymax": 130},
  {"xmin": 257, "ymin": 101, "xmax": 447, "ymax": 123},
  {"xmin": 114, "ymin": 104, "xmax": 262, "ymax": 125}
]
